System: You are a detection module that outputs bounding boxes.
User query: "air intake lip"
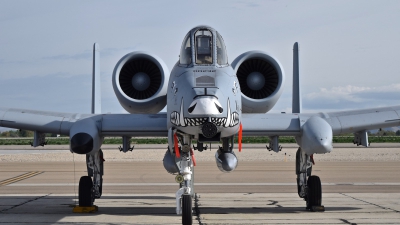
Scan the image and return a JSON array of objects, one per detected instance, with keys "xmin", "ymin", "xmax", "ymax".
[
  {"xmin": 237, "ymin": 58, "xmax": 279, "ymax": 99},
  {"xmin": 119, "ymin": 59, "xmax": 162, "ymax": 100}
]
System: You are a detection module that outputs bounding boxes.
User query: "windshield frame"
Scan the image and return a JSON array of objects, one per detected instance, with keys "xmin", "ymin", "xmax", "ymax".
[
  {"xmin": 179, "ymin": 32, "xmax": 192, "ymax": 66},
  {"xmin": 194, "ymin": 28, "xmax": 215, "ymax": 66},
  {"xmin": 216, "ymin": 32, "xmax": 228, "ymax": 66}
]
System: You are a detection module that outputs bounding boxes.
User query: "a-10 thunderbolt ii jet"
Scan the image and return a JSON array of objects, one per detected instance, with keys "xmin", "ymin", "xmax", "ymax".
[{"xmin": 1, "ymin": 25, "xmax": 400, "ymax": 225}]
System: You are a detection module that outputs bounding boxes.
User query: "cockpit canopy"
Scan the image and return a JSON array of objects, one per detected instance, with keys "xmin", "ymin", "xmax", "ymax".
[{"xmin": 179, "ymin": 26, "xmax": 228, "ymax": 66}]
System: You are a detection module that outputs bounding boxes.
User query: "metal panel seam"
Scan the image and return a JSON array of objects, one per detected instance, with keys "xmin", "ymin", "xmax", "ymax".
[
  {"xmin": 0, "ymin": 108, "xmax": 9, "ymax": 127},
  {"xmin": 333, "ymin": 115, "xmax": 344, "ymax": 134},
  {"xmin": 59, "ymin": 117, "xmax": 66, "ymax": 135},
  {"xmin": 393, "ymin": 109, "xmax": 400, "ymax": 121}
]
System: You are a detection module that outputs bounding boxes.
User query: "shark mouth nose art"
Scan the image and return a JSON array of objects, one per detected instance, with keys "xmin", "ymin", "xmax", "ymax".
[{"xmin": 170, "ymin": 98, "xmax": 239, "ymax": 128}]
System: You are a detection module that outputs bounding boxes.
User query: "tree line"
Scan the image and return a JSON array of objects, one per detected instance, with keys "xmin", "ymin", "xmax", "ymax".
[{"xmin": 0, "ymin": 130, "xmax": 59, "ymax": 137}]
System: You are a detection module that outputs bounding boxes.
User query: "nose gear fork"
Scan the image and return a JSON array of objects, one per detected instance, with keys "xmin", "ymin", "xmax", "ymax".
[
  {"xmin": 175, "ymin": 153, "xmax": 193, "ymax": 215},
  {"xmin": 173, "ymin": 133, "xmax": 194, "ymax": 225}
]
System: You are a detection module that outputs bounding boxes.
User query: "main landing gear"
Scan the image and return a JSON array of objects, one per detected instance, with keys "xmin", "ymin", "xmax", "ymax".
[
  {"xmin": 78, "ymin": 150, "xmax": 104, "ymax": 207},
  {"xmin": 296, "ymin": 148, "xmax": 324, "ymax": 211}
]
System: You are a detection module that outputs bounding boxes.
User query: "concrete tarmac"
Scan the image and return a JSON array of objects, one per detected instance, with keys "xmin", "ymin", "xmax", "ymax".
[{"xmin": 1, "ymin": 144, "xmax": 400, "ymax": 224}]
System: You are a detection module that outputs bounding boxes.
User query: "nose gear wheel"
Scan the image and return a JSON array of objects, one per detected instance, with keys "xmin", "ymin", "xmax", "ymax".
[{"xmin": 182, "ymin": 194, "xmax": 193, "ymax": 225}]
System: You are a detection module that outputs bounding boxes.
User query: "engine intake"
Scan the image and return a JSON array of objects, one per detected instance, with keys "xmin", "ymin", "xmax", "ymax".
[
  {"xmin": 232, "ymin": 51, "xmax": 285, "ymax": 113},
  {"xmin": 113, "ymin": 52, "xmax": 169, "ymax": 113}
]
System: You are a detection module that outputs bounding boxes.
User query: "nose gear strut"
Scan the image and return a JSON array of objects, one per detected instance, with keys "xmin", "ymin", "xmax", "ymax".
[{"xmin": 173, "ymin": 133, "xmax": 194, "ymax": 225}]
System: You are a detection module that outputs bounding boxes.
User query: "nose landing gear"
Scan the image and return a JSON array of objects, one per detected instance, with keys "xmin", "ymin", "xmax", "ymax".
[{"xmin": 172, "ymin": 133, "xmax": 194, "ymax": 225}]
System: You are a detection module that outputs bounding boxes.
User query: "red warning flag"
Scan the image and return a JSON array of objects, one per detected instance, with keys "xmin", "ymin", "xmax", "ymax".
[
  {"xmin": 190, "ymin": 148, "xmax": 196, "ymax": 166},
  {"xmin": 174, "ymin": 133, "xmax": 180, "ymax": 158}
]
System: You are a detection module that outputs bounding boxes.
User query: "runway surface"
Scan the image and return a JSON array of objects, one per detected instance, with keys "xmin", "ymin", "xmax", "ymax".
[{"xmin": 1, "ymin": 144, "xmax": 400, "ymax": 224}]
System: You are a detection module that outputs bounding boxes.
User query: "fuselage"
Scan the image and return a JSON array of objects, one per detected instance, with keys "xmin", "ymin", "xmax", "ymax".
[{"xmin": 166, "ymin": 26, "xmax": 241, "ymax": 141}]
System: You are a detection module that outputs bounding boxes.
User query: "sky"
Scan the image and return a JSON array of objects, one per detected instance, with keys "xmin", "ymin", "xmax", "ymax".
[{"xmin": 0, "ymin": 0, "xmax": 400, "ymax": 132}]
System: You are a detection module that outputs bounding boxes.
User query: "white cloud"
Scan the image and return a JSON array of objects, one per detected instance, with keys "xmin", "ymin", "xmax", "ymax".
[
  {"xmin": 302, "ymin": 83, "xmax": 400, "ymax": 112},
  {"xmin": 306, "ymin": 84, "xmax": 400, "ymax": 102}
]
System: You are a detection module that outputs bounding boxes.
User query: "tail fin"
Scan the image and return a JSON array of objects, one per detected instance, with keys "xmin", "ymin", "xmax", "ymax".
[
  {"xmin": 91, "ymin": 43, "xmax": 101, "ymax": 114},
  {"xmin": 292, "ymin": 42, "xmax": 301, "ymax": 113}
]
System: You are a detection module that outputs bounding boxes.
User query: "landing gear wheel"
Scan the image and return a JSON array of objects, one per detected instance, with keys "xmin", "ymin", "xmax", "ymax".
[
  {"xmin": 79, "ymin": 176, "xmax": 94, "ymax": 207},
  {"xmin": 182, "ymin": 194, "xmax": 192, "ymax": 225},
  {"xmin": 306, "ymin": 175, "xmax": 322, "ymax": 211}
]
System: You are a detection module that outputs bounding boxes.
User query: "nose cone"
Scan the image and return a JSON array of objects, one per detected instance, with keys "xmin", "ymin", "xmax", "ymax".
[
  {"xmin": 317, "ymin": 134, "xmax": 333, "ymax": 153},
  {"xmin": 131, "ymin": 72, "xmax": 151, "ymax": 91},
  {"xmin": 247, "ymin": 72, "xmax": 265, "ymax": 91},
  {"xmin": 70, "ymin": 133, "xmax": 93, "ymax": 154},
  {"xmin": 188, "ymin": 97, "xmax": 223, "ymax": 115}
]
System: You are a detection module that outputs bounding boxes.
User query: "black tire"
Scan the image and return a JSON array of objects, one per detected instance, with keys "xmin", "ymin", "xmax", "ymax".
[
  {"xmin": 307, "ymin": 175, "xmax": 322, "ymax": 209},
  {"xmin": 182, "ymin": 194, "xmax": 192, "ymax": 225},
  {"xmin": 79, "ymin": 176, "xmax": 93, "ymax": 207}
]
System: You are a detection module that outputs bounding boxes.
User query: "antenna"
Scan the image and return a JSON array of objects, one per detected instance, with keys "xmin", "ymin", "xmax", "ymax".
[
  {"xmin": 292, "ymin": 42, "xmax": 301, "ymax": 113},
  {"xmin": 91, "ymin": 43, "xmax": 101, "ymax": 114}
]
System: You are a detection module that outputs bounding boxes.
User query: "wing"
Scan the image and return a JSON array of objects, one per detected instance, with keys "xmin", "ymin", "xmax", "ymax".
[
  {"xmin": 242, "ymin": 105, "xmax": 400, "ymax": 154},
  {"xmin": 0, "ymin": 107, "xmax": 167, "ymax": 136},
  {"xmin": 242, "ymin": 105, "xmax": 400, "ymax": 136}
]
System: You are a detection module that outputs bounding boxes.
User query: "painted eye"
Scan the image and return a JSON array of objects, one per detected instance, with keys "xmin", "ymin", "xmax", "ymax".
[
  {"xmin": 188, "ymin": 103, "xmax": 197, "ymax": 113},
  {"xmin": 214, "ymin": 103, "xmax": 223, "ymax": 113}
]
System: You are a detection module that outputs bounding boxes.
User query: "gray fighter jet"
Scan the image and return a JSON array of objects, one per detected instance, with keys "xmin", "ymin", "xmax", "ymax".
[{"xmin": 1, "ymin": 25, "xmax": 400, "ymax": 225}]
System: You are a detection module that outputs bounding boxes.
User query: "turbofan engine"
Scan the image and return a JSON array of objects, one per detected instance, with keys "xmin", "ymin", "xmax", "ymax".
[
  {"xmin": 113, "ymin": 52, "xmax": 169, "ymax": 114},
  {"xmin": 231, "ymin": 51, "xmax": 285, "ymax": 113}
]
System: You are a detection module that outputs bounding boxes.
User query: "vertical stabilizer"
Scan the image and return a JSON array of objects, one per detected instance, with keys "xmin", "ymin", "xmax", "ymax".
[
  {"xmin": 92, "ymin": 43, "xmax": 101, "ymax": 114},
  {"xmin": 292, "ymin": 42, "xmax": 301, "ymax": 113}
]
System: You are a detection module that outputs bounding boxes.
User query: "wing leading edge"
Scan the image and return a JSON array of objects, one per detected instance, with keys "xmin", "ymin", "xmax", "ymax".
[
  {"xmin": 242, "ymin": 105, "xmax": 400, "ymax": 136},
  {"xmin": 0, "ymin": 107, "xmax": 167, "ymax": 137}
]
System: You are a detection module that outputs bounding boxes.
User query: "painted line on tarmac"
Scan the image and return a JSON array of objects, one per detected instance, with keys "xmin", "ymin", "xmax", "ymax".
[
  {"xmin": 0, "ymin": 171, "xmax": 43, "ymax": 186},
  {"xmin": 6, "ymin": 182, "xmax": 400, "ymax": 186}
]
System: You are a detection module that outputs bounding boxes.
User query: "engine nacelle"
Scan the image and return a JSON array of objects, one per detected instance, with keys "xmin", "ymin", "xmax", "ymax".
[
  {"xmin": 232, "ymin": 51, "xmax": 285, "ymax": 113},
  {"xmin": 69, "ymin": 117, "xmax": 102, "ymax": 155},
  {"xmin": 215, "ymin": 150, "xmax": 238, "ymax": 172},
  {"xmin": 113, "ymin": 52, "xmax": 169, "ymax": 114}
]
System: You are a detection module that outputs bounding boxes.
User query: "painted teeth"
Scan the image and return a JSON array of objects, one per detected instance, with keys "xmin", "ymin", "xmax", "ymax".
[
  {"xmin": 171, "ymin": 113, "xmax": 239, "ymax": 127},
  {"xmin": 184, "ymin": 117, "xmax": 208, "ymax": 126}
]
